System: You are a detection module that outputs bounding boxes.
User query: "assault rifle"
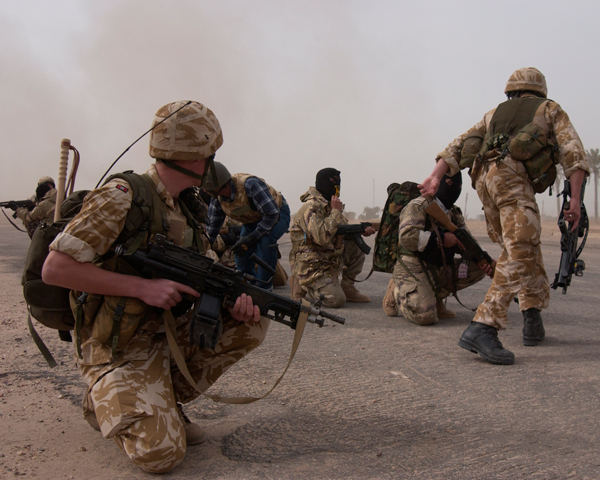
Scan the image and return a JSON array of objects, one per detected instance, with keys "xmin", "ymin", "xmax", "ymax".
[
  {"xmin": 116, "ymin": 234, "xmax": 345, "ymax": 349},
  {"xmin": 1, "ymin": 199, "xmax": 35, "ymax": 217},
  {"xmin": 551, "ymin": 179, "xmax": 588, "ymax": 294},
  {"xmin": 424, "ymin": 199, "xmax": 496, "ymax": 275},
  {"xmin": 336, "ymin": 222, "xmax": 380, "ymax": 255}
]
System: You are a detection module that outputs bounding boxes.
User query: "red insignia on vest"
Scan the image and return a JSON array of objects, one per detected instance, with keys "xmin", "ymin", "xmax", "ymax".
[{"xmin": 116, "ymin": 184, "xmax": 129, "ymax": 193}]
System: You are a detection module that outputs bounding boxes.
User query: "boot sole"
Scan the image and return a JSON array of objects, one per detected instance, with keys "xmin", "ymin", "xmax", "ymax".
[
  {"xmin": 458, "ymin": 338, "xmax": 515, "ymax": 365},
  {"xmin": 523, "ymin": 336, "xmax": 544, "ymax": 347}
]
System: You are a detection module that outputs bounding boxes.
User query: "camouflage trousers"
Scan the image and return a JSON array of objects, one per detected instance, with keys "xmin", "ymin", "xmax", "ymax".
[
  {"xmin": 392, "ymin": 257, "xmax": 485, "ymax": 325},
  {"xmin": 303, "ymin": 239, "xmax": 365, "ymax": 308},
  {"xmin": 473, "ymin": 158, "xmax": 550, "ymax": 329},
  {"xmin": 78, "ymin": 313, "xmax": 270, "ymax": 473}
]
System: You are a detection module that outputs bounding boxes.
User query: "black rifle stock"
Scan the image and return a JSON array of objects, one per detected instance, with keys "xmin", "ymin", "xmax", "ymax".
[
  {"xmin": 551, "ymin": 179, "xmax": 588, "ymax": 294},
  {"xmin": 336, "ymin": 222, "xmax": 380, "ymax": 255},
  {"xmin": 1, "ymin": 199, "xmax": 35, "ymax": 217},
  {"xmin": 116, "ymin": 234, "xmax": 345, "ymax": 349},
  {"xmin": 424, "ymin": 200, "xmax": 495, "ymax": 275}
]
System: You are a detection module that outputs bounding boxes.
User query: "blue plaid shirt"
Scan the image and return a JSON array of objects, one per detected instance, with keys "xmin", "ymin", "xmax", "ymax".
[{"xmin": 206, "ymin": 177, "xmax": 283, "ymax": 243}]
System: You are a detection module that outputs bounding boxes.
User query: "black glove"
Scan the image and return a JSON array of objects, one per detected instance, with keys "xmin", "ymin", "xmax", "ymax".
[{"xmin": 232, "ymin": 235, "xmax": 258, "ymax": 256}]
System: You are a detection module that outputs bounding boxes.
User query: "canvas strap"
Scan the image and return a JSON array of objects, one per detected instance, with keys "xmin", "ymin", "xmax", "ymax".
[{"xmin": 163, "ymin": 302, "xmax": 309, "ymax": 404}]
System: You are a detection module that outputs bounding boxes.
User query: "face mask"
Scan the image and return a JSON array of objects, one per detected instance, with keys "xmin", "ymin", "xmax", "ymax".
[
  {"xmin": 436, "ymin": 173, "xmax": 462, "ymax": 209},
  {"xmin": 315, "ymin": 168, "xmax": 341, "ymax": 201}
]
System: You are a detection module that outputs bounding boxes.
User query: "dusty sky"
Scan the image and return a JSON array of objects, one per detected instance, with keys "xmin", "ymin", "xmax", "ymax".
[{"xmin": 1, "ymin": 0, "xmax": 599, "ymax": 220}]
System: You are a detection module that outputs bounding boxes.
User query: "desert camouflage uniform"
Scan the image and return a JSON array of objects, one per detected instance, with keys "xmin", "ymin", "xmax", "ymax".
[
  {"xmin": 16, "ymin": 188, "xmax": 57, "ymax": 238},
  {"xmin": 392, "ymin": 197, "xmax": 485, "ymax": 325},
  {"xmin": 438, "ymin": 96, "xmax": 589, "ymax": 330},
  {"xmin": 289, "ymin": 187, "xmax": 365, "ymax": 308},
  {"xmin": 49, "ymin": 164, "xmax": 269, "ymax": 473}
]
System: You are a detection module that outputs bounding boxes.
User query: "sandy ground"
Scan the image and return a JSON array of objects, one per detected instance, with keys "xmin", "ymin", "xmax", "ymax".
[{"xmin": 1, "ymin": 219, "xmax": 599, "ymax": 479}]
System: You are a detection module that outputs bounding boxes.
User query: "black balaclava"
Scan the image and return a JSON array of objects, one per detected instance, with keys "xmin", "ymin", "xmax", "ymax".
[
  {"xmin": 436, "ymin": 171, "xmax": 462, "ymax": 209},
  {"xmin": 35, "ymin": 183, "xmax": 53, "ymax": 201},
  {"xmin": 315, "ymin": 168, "xmax": 341, "ymax": 201}
]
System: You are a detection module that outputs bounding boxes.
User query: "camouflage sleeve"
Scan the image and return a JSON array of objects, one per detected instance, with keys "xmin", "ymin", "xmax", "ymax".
[
  {"xmin": 546, "ymin": 102, "xmax": 590, "ymax": 179},
  {"xmin": 49, "ymin": 180, "xmax": 133, "ymax": 263},
  {"xmin": 437, "ymin": 114, "xmax": 490, "ymax": 176},
  {"xmin": 398, "ymin": 200, "xmax": 428, "ymax": 252},
  {"xmin": 298, "ymin": 202, "xmax": 345, "ymax": 247},
  {"xmin": 22, "ymin": 197, "xmax": 55, "ymax": 225}
]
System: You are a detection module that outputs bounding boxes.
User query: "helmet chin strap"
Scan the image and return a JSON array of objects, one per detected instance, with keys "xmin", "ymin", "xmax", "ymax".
[{"xmin": 160, "ymin": 156, "xmax": 217, "ymax": 186}]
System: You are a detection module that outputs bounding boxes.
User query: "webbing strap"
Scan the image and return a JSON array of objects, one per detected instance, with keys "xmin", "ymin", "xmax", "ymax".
[
  {"xmin": 27, "ymin": 309, "xmax": 57, "ymax": 368},
  {"xmin": 163, "ymin": 304, "xmax": 308, "ymax": 404},
  {"xmin": 110, "ymin": 298, "xmax": 127, "ymax": 359}
]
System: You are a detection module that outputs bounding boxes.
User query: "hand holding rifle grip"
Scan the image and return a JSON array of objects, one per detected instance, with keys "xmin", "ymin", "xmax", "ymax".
[{"xmin": 424, "ymin": 198, "xmax": 495, "ymax": 277}]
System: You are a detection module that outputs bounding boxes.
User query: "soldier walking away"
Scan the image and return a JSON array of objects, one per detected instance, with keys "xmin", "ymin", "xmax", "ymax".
[
  {"xmin": 41, "ymin": 100, "xmax": 268, "ymax": 473},
  {"xmin": 16, "ymin": 176, "xmax": 57, "ymax": 238},
  {"xmin": 203, "ymin": 162, "xmax": 291, "ymax": 291},
  {"xmin": 289, "ymin": 168, "xmax": 376, "ymax": 308},
  {"xmin": 420, "ymin": 68, "xmax": 590, "ymax": 365},
  {"xmin": 383, "ymin": 172, "xmax": 493, "ymax": 324}
]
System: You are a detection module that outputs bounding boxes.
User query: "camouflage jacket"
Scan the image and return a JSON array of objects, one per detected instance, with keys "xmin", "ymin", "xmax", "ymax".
[
  {"xmin": 289, "ymin": 187, "xmax": 348, "ymax": 286},
  {"xmin": 398, "ymin": 196, "xmax": 466, "ymax": 269},
  {"xmin": 16, "ymin": 188, "xmax": 57, "ymax": 237},
  {"xmin": 437, "ymin": 96, "xmax": 590, "ymax": 180},
  {"xmin": 49, "ymin": 164, "xmax": 217, "ymax": 365}
]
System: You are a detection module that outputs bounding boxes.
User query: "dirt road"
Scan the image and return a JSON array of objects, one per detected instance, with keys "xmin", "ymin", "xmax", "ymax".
[{"xmin": 1, "ymin": 221, "xmax": 599, "ymax": 479}]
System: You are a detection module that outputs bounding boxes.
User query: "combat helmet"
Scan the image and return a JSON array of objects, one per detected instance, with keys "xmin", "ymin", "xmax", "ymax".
[
  {"xmin": 504, "ymin": 67, "xmax": 547, "ymax": 98},
  {"xmin": 149, "ymin": 100, "xmax": 223, "ymax": 161},
  {"xmin": 37, "ymin": 176, "xmax": 55, "ymax": 187},
  {"xmin": 202, "ymin": 162, "xmax": 231, "ymax": 193}
]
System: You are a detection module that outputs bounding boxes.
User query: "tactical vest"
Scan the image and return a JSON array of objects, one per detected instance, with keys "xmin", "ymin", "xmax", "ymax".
[
  {"xmin": 219, "ymin": 173, "xmax": 283, "ymax": 224},
  {"xmin": 74, "ymin": 173, "xmax": 206, "ymax": 362},
  {"xmin": 480, "ymin": 97, "xmax": 558, "ymax": 193}
]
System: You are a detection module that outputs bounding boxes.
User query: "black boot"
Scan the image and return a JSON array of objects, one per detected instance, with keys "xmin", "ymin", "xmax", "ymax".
[
  {"xmin": 522, "ymin": 308, "xmax": 545, "ymax": 346},
  {"xmin": 458, "ymin": 322, "xmax": 515, "ymax": 365}
]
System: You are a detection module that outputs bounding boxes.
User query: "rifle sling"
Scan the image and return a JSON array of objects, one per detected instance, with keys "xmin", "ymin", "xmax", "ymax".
[{"xmin": 163, "ymin": 303, "xmax": 309, "ymax": 404}]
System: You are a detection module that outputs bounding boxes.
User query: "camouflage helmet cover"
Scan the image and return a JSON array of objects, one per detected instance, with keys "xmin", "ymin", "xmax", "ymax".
[
  {"xmin": 149, "ymin": 100, "xmax": 223, "ymax": 161},
  {"xmin": 202, "ymin": 161, "xmax": 231, "ymax": 192},
  {"xmin": 37, "ymin": 176, "xmax": 55, "ymax": 186},
  {"xmin": 504, "ymin": 67, "xmax": 548, "ymax": 98}
]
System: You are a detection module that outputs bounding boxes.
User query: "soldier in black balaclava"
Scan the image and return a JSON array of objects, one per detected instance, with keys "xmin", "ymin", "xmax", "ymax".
[
  {"xmin": 288, "ymin": 167, "xmax": 376, "ymax": 307},
  {"xmin": 383, "ymin": 170, "xmax": 494, "ymax": 325}
]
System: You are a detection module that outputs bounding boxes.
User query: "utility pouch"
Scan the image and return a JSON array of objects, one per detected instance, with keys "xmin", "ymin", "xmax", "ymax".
[
  {"xmin": 523, "ymin": 146, "xmax": 557, "ymax": 193},
  {"xmin": 459, "ymin": 132, "xmax": 484, "ymax": 169},
  {"xmin": 508, "ymin": 123, "xmax": 548, "ymax": 161}
]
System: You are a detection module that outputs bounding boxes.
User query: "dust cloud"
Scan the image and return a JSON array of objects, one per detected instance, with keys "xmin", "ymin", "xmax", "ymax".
[{"xmin": 1, "ymin": 1, "xmax": 599, "ymax": 218}]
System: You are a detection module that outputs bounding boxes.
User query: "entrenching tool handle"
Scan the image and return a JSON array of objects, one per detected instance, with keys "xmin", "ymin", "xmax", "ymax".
[{"xmin": 54, "ymin": 139, "xmax": 71, "ymax": 222}]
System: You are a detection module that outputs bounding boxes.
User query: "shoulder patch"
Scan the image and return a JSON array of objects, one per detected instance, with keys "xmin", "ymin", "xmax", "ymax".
[{"xmin": 115, "ymin": 184, "xmax": 129, "ymax": 193}]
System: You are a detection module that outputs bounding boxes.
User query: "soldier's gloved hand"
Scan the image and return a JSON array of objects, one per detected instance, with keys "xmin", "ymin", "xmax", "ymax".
[{"xmin": 232, "ymin": 234, "xmax": 258, "ymax": 257}]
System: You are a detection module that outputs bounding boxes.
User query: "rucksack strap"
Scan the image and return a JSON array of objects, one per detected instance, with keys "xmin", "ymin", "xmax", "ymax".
[{"xmin": 27, "ymin": 309, "xmax": 58, "ymax": 368}]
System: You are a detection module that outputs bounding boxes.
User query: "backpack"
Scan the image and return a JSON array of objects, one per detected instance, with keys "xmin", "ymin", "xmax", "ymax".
[
  {"xmin": 21, "ymin": 172, "xmax": 159, "ymax": 366},
  {"xmin": 372, "ymin": 181, "xmax": 421, "ymax": 273}
]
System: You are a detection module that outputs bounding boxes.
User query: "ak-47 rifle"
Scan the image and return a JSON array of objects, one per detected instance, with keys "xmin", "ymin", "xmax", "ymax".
[
  {"xmin": 424, "ymin": 199, "xmax": 496, "ymax": 275},
  {"xmin": 551, "ymin": 179, "xmax": 588, "ymax": 294},
  {"xmin": 1, "ymin": 199, "xmax": 35, "ymax": 217},
  {"xmin": 116, "ymin": 234, "xmax": 345, "ymax": 349},
  {"xmin": 335, "ymin": 222, "xmax": 380, "ymax": 255}
]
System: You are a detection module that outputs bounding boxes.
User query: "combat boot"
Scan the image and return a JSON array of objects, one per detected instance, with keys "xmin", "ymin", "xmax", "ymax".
[
  {"xmin": 436, "ymin": 298, "xmax": 456, "ymax": 319},
  {"xmin": 382, "ymin": 278, "xmax": 398, "ymax": 317},
  {"xmin": 522, "ymin": 308, "xmax": 545, "ymax": 346},
  {"xmin": 342, "ymin": 284, "xmax": 370, "ymax": 303},
  {"xmin": 177, "ymin": 403, "xmax": 206, "ymax": 446},
  {"xmin": 458, "ymin": 322, "xmax": 515, "ymax": 365}
]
